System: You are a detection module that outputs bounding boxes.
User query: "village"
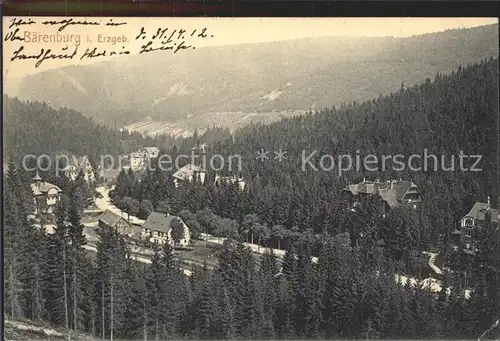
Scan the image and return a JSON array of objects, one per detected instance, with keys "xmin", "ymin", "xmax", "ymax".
[
  {"xmin": 27, "ymin": 145, "xmax": 500, "ymax": 300},
  {"xmin": 4, "ymin": 17, "xmax": 500, "ymax": 340},
  {"xmin": 28, "ymin": 146, "xmax": 250, "ymax": 276}
]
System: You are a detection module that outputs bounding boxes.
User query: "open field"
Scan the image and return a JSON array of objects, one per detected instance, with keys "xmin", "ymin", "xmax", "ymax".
[{"xmin": 123, "ymin": 110, "xmax": 307, "ymax": 137}]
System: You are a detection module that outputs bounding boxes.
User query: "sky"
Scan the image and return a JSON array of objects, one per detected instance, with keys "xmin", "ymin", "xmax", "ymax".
[{"xmin": 2, "ymin": 17, "xmax": 498, "ymax": 79}]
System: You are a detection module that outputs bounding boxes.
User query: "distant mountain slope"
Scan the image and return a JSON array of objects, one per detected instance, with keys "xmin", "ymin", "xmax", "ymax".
[
  {"xmin": 7, "ymin": 24, "xmax": 498, "ymax": 128},
  {"xmin": 2, "ymin": 96, "xmax": 156, "ymax": 163}
]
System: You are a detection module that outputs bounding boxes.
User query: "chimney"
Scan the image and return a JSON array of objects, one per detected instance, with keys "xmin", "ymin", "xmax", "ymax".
[
  {"xmin": 33, "ymin": 172, "xmax": 42, "ymax": 187},
  {"xmin": 363, "ymin": 177, "xmax": 366, "ymax": 183},
  {"xmin": 487, "ymin": 196, "xmax": 491, "ymax": 207}
]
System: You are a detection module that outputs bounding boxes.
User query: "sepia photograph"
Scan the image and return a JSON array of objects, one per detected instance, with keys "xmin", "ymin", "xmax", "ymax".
[{"xmin": 2, "ymin": 16, "xmax": 499, "ymax": 340}]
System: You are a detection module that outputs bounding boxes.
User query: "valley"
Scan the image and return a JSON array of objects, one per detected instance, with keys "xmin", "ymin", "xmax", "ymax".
[
  {"xmin": 123, "ymin": 109, "xmax": 307, "ymax": 136},
  {"xmin": 5, "ymin": 24, "xmax": 498, "ymax": 131},
  {"xmin": 3, "ymin": 19, "xmax": 499, "ymax": 341}
]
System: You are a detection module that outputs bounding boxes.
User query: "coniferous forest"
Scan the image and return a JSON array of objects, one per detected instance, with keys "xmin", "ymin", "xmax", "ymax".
[
  {"xmin": 2, "ymin": 95, "xmax": 158, "ymax": 164},
  {"xmin": 4, "ymin": 59, "xmax": 500, "ymax": 339}
]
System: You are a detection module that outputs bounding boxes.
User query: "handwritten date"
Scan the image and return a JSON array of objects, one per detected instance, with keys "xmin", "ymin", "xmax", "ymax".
[{"xmin": 135, "ymin": 27, "xmax": 213, "ymax": 54}]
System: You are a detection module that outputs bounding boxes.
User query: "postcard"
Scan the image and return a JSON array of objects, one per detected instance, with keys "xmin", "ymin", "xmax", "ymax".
[{"xmin": 3, "ymin": 16, "xmax": 499, "ymax": 341}]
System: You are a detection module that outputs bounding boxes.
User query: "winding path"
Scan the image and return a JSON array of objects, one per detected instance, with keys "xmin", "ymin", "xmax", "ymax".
[
  {"xmin": 94, "ymin": 186, "xmax": 145, "ymax": 225},
  {"xmin": 422, "ymin": 251, "xmax": 443, "ymax": 275}
]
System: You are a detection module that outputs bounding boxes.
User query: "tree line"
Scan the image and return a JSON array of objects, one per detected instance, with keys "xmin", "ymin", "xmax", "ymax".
[
  {"xmin": 4, "ymin": 159, "xmax": 500, "ymax": 340},
  {"xmin": 4, "ymin": 58, "xmax": 499, "ymax": 339},
  {"xmin": 103, "ymin": 58, "xmax": 496, "ymax": 283},
  {"xmin": 3, "ymin": 95, "xmax": 158, "ymax": 167}
]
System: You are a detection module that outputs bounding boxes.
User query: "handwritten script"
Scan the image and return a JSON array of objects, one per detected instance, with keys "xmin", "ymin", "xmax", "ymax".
[{"xmin": 4, "ymin": 17, "xmax": 215, "ymax": 68}]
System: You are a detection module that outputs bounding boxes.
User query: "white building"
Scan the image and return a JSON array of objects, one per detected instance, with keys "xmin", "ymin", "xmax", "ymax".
[
  {"xmin": 214, "ymin": 173, "xmax": 246, "ymax": 191},
  {"xmin": 63, "ymin": 155, "xmax": 95, "ymax": 182},
  {"xmin": 141, "ymin": 212, "xmax": 190, "ymax": 246},
  {"xmin": 129, "ymin": 147, "xmax": 159, "ymax": 171},
  {"xmin": 143, "ymin": 147, "xmax": 160, "ymax": 159},
  {"xmin": 172, "ymin": 164, "xmax": 206, "ymax": 187},
  {"xmin": 129, "ymin": 151, "xmax": 145, "ymax": 171}
]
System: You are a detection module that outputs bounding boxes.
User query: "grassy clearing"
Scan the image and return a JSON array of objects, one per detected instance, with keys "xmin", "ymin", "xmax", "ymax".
[{"xmin": 175, "ymin": 240, "xmax": 221, "ymax": 268}]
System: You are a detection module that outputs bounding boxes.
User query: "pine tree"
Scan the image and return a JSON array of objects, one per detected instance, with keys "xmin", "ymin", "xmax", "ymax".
[
  {"xmin": 67, "ymin": 192, "xmax": 89, "ymax": 332},
  {"xmin": 22, "ymin": 224, "xmax": 48, "ymax": 322},
  {"xmin": 5, "ymin": 158, "xmax": 43, "ymax": 320},
  {"xmin": 259, "ymin": 249, "xmax": 280, "ymax": 338},
  {"xmin": 43, "ymin": 204, "xmax": 71, "ymax": 332},
  {"xmin": 4, "ymin": 179, "xmax": 24, "ymax": 319},
  {"xmin": 194, "ymin": 271, "xmax": 217, "ymax": 338},
  {"xmin": 95, "ymin": 224, "xmax": 129, "ymax": 339},
  {"xmin": 281, "ymin": 243, "xmax": 299, "ymax": 337}
]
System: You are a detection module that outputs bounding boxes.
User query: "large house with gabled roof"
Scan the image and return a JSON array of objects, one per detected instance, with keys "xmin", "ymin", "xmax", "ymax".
[
  {"xmin": 128, "ymin": 147, "xmax": 160, "ymax": 171},
  {"xmin": 98, "ymin": 209, "xmax": 140, "ymax": 238},
  {"xmin": 343, "ymin": 178, "xmax": 423, "ymax": 213},
  {"xmin": 452, "ymin": 197, "xmax": 500, "ymax": 253},
  {"xmin": 141, "ymin": 212, "xmax": 190, "ymax": 246},
  {"xmin": 172, "ymin": 164, "xmax": 206, "ymax": 188},
  {"xmin": 31, "ymin": 174, "xmax": 62, "ymax": 214}
]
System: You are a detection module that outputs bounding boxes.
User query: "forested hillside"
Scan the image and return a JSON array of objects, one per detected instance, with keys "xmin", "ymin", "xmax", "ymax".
[
  {"xmin": 5, "ymin": 158, "xmax": 500, "ymax": 340},
  {"xmin": 112, "ymin": 58, "xmax": 498, "ymax": 254},
  {"xmin": 4, "ymin": 56, "xmax": 500, "ymax": 341},
  {"xmin": 7, "ymin": 24, "xmax": 498, "ymax": 129},
  {"xmin": 3, "ymin": 95, "xmax": 157, "ymax": 164}
]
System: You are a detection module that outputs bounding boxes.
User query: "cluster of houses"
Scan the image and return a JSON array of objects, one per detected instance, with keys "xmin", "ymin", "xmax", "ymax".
[
  {"xmin": 31, "ymin": 147, "xmax": 161, "ymax": 188},
  {"xmin": 171, "ymin": 163, "xmax": 246, "ymax": 191},
  {"xmin": 31, "ymin": 171, "xmax": 191, "ymax": 247},
  {"xmin": 171, "ymin": 163, "xmax": 246, "ymax": 190},
  {"xmin": 31, "ymin": 154, "xmax": 498, "ymax": 254},
  {"xmin": 343, "ymin": 178, "xmax": 424, "ymax": 214},
  {"xmin": 343, "ymin": 178, "xmax": 499, "ymax": 254}
]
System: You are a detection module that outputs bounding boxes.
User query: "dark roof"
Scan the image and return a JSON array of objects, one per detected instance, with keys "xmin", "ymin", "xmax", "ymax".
[
  {"xmin": 142, "ymin": 212, "xmax": 184, "ymax": 233},
  {"xmin": 98, "ymin": 209, "xmax": 126, "ymax": 227},
  {"xmin": 462, "ymin": 203, "xmax": 499, "ymax": 223},
  {"xmin": 343, "ymin": 179, "xmax": 421, "ymax": 208}
]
